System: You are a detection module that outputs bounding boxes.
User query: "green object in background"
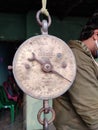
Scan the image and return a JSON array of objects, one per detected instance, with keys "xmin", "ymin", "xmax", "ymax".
[
  {"xmin": 0, "ymin": 86, "xmax": 16, "ymax": 123},
  {"xmin": 0, "ymin": 13, "xmax": 26, "ymax": 41},
  {"xmin": 25, "ymin": 95, "xmax": 52, "ymax": 130},
  {"xmin": 95, "ymin": 58, "xmax": 98, "ymax": 62}
]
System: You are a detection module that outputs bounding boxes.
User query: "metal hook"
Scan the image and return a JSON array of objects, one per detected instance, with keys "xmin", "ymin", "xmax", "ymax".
[{"xmin": 36, "ymin": 10, "xmax": 51, "ymax": 32}]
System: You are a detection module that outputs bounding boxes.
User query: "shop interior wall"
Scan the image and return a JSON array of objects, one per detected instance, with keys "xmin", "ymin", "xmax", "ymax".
[{"xmin": 0, "ymin": 13, "xmax": 26, "ymax": 85}]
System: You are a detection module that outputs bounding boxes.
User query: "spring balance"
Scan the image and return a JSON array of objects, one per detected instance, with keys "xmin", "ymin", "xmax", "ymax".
[{"xmin": 12, "ymin": 10, "xmax": 76, "ymax": 130}]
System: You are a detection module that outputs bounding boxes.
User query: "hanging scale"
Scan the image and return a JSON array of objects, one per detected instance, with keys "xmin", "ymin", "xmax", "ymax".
[{"xmin": 12, "ymin": 9, "xmax": 76, "ymax": 130}]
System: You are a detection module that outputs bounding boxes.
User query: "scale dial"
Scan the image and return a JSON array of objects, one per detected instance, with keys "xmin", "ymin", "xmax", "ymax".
[{"xmin": 12, "ymin": 34, "xmax": 76, "ymax": 100}]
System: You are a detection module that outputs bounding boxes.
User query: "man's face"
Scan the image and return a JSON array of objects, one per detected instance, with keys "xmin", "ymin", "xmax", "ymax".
[{"xmin": 92, "ymin": 30, "xmax": 98, "ymax": 58}]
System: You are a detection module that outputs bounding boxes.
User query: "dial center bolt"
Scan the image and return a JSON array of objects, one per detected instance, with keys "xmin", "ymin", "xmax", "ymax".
[{"xmin": 42, "ymin": 63, "xmax": 52, "ymax": 72}]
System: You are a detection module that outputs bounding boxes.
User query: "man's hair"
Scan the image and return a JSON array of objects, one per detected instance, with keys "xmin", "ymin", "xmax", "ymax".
[{"xmin": 79, "ymin": 12, "xmax": 98, "ymax": 41}]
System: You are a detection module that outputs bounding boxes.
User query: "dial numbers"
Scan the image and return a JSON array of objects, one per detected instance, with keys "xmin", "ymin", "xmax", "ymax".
[{"xmin": 13, "ymin": 34, "xmax": 76, "ymax": 100}]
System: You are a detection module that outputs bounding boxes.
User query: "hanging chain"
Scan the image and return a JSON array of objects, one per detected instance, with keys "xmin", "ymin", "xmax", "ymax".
[{"xmin": 37, "ymin": 100, "xmax": 55, "ymax": 130}]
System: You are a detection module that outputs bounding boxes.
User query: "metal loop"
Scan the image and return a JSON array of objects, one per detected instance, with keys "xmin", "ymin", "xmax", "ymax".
[
  {"xmin": 36, "ymin": 10, "xmax": 51, "ymax": 27},
  {"xmin": 41, "ymin": 20, "xmax": 48, "ymax": 34},
  {"xmin": 37, "ymin": 107, "xmax": 55, "ymax": 125}
]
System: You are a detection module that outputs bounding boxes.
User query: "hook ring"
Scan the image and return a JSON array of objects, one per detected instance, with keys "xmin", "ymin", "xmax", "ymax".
[
  {"xmin": 37, "ymin": 107, "xmax": 55, "ymax": 125},
  {"xmin": 36, "ymin": 10, "xmax": 51, "ymax": 27}
]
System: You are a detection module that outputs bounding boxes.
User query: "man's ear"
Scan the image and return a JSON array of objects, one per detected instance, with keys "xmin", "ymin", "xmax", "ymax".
[{"xmin": 93, "ymin": 29, "xmax": 98, "ymax": 40}]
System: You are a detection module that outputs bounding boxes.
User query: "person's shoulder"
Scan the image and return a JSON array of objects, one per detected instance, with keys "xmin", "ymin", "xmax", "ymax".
[{"xmin": 68, "ymin": 40, "xmax": 82, "ymax": 49}]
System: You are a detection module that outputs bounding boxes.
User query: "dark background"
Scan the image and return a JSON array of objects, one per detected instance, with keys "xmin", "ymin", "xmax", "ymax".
[{"xmin": 0, "ymin": 0, "xmax": 98, "ymax": 19}]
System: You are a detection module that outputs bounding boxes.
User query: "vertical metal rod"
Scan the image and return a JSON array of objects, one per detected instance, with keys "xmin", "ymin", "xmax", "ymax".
[
  {"xmin": 43, "ymin": 118, "xmax": 49, "ymax": 130},
  {"xmin": 43, "ymin": 100, "xmax": 49, "ymax": 130}
]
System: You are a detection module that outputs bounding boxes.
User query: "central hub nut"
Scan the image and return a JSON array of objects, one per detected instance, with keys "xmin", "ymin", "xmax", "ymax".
[{"xmin": 42, "ymin": 63, "xmax": 52, "ymax": 72}]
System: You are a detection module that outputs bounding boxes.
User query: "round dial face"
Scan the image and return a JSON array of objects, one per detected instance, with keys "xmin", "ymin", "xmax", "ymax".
[{"xmin": 12, "ymin": 34, "xmax": 76, "ymax": 100}]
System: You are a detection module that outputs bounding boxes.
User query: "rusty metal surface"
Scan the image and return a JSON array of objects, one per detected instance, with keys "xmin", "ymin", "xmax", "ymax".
[{"xmin": 12, "ymin": 34, "xmax": 76, "ymax": 100}]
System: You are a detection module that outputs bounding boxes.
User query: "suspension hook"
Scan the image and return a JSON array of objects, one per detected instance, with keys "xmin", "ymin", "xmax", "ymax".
[{"xmin": 36, "ymin": 10, "xmax": 51, "ymax": 34}]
